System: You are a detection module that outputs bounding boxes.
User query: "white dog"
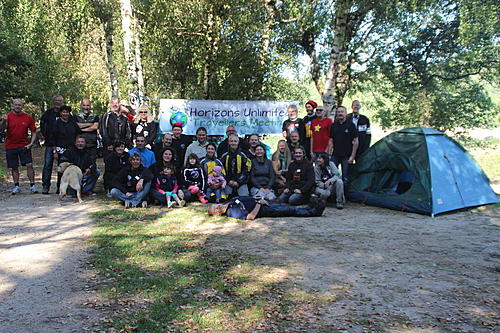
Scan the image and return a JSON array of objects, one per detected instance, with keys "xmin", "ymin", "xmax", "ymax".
[{"xmin": 58, "ymin": 162, "xmax": 83, "ymax": 203}]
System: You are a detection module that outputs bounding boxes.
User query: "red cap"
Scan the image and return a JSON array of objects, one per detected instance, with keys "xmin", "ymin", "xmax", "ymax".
[{"xmin": 305, "ymin": 100, "xmax": 318, "ymax": 108}]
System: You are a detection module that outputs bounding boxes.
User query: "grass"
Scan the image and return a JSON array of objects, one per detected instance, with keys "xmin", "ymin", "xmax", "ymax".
[
  {"xmin": 88, "ymin": 201, "xmax": 329, "ymax": 332},
  {"xmin": 470, "ymin": 149, "xmax": 500, "ymax": 182}
]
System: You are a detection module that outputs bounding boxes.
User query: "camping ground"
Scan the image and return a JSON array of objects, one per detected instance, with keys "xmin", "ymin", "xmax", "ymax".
[{"xmin": 0, "ymin": 139, "xmax": 498, "ymax": 332}]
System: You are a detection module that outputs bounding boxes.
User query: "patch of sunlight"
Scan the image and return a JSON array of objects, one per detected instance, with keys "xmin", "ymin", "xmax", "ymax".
[
  {"xmin": 191, "ymin": 306, "xmax": 227, "ymax": 329},
  {"xmin": 465, "ymin": 305, "xmax": 495, "ymax": 317},
  {"xmin": 369, "ymin": 253, "xmax": 385, "ymax": 263},
  {"xmin": 228, "ymin": 264, "xmax": 288, "ymax": 284},
  {"xmin": 238, "ymin": 305, "xmax": 265, "ymax": 324}
]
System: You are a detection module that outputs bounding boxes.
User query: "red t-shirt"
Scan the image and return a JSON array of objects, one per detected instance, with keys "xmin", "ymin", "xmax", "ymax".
[
  {"xmin": 311, "ymin": 117, "xmax": 332, "ymax": 153},
  {"xmin": 5, "ymin": 112, "xmax": 37, "ymax": 149}
]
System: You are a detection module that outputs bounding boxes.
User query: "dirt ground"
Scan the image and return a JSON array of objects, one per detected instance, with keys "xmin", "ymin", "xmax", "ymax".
[
  {"xmin": 0, "ymin": 146, "xmax": 498, "ymax": 332},
  {"xmin": 184, "ymin": 204, "xmax": 500, "ymax": 332}
]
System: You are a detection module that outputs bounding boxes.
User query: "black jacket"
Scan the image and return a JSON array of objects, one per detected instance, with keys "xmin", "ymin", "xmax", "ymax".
[
  {"xmin": 216, "ymin": 137, "xmax": 250, "ymax": 158},
  {"xmin": 346, "ymin": 113, "xmax": 371, "ymax": 156},
  {"xmin": 51, "ymin": 119, "xmax": 81, "ymax": 148},
  {"xmin": 131, "ymin": 121, "xmax": 157, "ymax": 145},
  {"xmin": 99, "ymin": 111, "xmax": 131, "ymax": 147},
  {"xmin": 104, "ymin": 152, "xmax": 130, "ymax": 189},
  {"xmin": 60, "ymin": 147, "xmax": 96, "ymax": 173},
  {"xmin": 112, "ymin": 165, "xmax": 153, "ymax": 193},
  {"xmin": 40, "ymin": 108, "xmax": 60, "ymax": 146}
]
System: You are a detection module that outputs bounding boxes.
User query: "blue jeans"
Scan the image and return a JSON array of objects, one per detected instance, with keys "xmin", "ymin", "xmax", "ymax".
[
  {"xmin": 278, "ymin": 191, "xmax": 308, "ymax": 205},
  {"xmin": 224, "ymin": 184, "xmax": 249, "ymax": 197},
  {"xmin": 332, "ymin": 155, "xmax": 349, "ymax": 182},
  {"xmin": 42, "ymin": 146, "xmax": 55, "ymax": 189},
  {"xmin": 206, "ymin": 187, "xmax": 222, "ymax": 202},
  {"xmin": 259, "ymin": 202, "xmax": 321, "ymax": 217},
  {"xmin": 82, "ymin": 169, "xmax": 100, "ymax": 193},
  {"xmin": 110, "ymin": 182, "xmax": 151, "ymax": 207}
]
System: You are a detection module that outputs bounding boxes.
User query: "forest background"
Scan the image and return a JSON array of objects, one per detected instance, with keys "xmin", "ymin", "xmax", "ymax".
[{"xmin": 0, "ymin": 0, "xmax": 498, "ymax": 141}]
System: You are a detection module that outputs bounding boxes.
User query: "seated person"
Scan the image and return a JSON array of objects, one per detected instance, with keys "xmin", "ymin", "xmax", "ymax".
[
  {"xmin": 250, "ymin": 144, "xmax": 276, "ymax": 201},
  {"xmin": 271, "ymin": 139, "xmax": 292, "ymax": 192},
  {"xmin": 128, "ymin": 135, "xmax": 156, "ymax": 168},
  {"xmin": 208, "ymin": 196, "xmax": 326, "ymax": 220},
  {"xmin": 110, "ymin": 152, "xmax": 153, "ymax": 208},
  {"xmin": 216, "ymin": 125, "xmax": 250, "ymax": 157},
  {"xmin": 103, "ymin": 140, "xmax": 130, "ymax": 195},
  {"xmin": 314, "ymin": 152, "xmax": 345, "ymax": 209},
  {"xmin": 278, "ymin": 146, "xmax": 315, "ymax": 205},
  {"xmin": 152, "ymin": 133, "xmax": 177, "ymax": 162},
  {"xmin": 206, "ymin": 165, "xmax": 226, "ymax": 203},
  {"xmin": 151, "ymin": 164, "xmax": 185, "ymax": 208},
  {"xmin": 220, "ymin": 135, "xmax": 252, "ymax": 197},
  {"xmin": 182, "ymin": 153, "xmax": 208, "ymax": 203},
  {"xmin": 59, "ymin": 135, "xmax": 100, "ymax": 195}
]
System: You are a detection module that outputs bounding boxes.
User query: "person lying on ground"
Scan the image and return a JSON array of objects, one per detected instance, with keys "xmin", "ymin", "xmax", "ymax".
[{"xmin": 208, "ymin": 196, "xmax": 326, "ymax": 220}]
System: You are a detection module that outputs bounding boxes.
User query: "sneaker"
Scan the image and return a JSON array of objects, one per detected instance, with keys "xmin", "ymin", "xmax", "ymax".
[
  {"xmin": 11, "ymin": 186, "xmax": 21, "ymax": 195},
  {"xmin": 106, "ymin": 190, "xmax": 112, "ymax": 198},
  {"xmin": 124, "ymin": 201, "xmax": 131, "ymax": 208},
  {"xmin": 30, "ymin": 185, "xmax": 38, "ymax": 194},
  {"xmin": 178, "ymin": 200, "xmax": 185, "ymax": 207},
  {"xmin": 336, "ymin": 202, "xmax": 344, "ymax": 210},
  {"xmin": 42, "ymin": 187, "xmax": 49, "ymax": 195},
  {"xmin": 167, "ymin": 201, "xmax": 174, "ymax": 208},
  {"xmin": 141, "ymin": 201, "xmax": 148, "ymax": 208}
]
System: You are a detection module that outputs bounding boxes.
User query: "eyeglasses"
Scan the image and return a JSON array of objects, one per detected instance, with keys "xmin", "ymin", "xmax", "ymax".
[{"xmin": 139, "ymin": 111, "xmax": 147, "ymax": 114}]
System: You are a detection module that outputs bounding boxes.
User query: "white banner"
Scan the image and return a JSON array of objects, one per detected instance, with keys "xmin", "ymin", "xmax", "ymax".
[{"xmin": 159, "ymin": 99, "xmax": 297, "ymax": 135}]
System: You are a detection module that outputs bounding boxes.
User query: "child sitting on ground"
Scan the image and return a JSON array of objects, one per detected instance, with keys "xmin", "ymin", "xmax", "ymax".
[
  {"xmin": 183, "ymin": 154, "xmax": 208, "ymax": 203},
  {"xmin": 206, "ymin": 165, "xmax": 226, "ymax": 203},
  {"xmin": 152, "ymin": 165, "xmax": 185, "ymax": 208}
]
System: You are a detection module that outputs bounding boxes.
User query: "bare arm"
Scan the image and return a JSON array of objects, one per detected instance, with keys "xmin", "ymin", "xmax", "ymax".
[
  {"xmin": 349, "ymin": 138, "xmax": 359, "ymax": 163},
  {"xmin": 246, "ymin": 202, "xmax": 262, "ymax": 220}
]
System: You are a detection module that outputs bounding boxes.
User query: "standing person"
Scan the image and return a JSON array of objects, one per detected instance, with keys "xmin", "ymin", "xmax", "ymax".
[
  {"xmin": 220, "ymin": 135, "xmax": 252, "ymax": 197},
  {"xmin": 278, "ymin": 146, "xmax": 315, "ymax": 205},
  {"xmin": 131, "ymin": 105, "xmax": 157, "ymax": 146},
  {"xmin": 103, "ymin": 140, "xmax": 130, "ymax": 194},
  {"xmin": 40, "ymin": 95, "xmax": 64, "ymax": 194},
  {"xmin": 110, "ymin": 153, "xmax": 152, "ymax": 208},
  {"xmin": 99, "ymin": 97, "xmax": 131, "ymax": 155},
  {"xmin": 120, "ymin": 100, "xmax": 135, "ymax": 124},
  {"xmin": 206, "ymin": 166, "xmax": 226, "ymax": 203},
  {"xmin": 314, "ymin": 152, "xmax": 345, "ymax": 209},
  {"xmin": 287, "ymin": 131, "xmax": 302, "ymax": 158},
  {"xmin": 184, "ymin": 127, "xmax": 209, "ymax": 165},
  {"xmin": 151, "ymin": 164, "xmax": 185, "ymax": 208},
  {"xmin": 282, "ymin": 105, "xmax": 304, "ymax": 144},
  {"xmin": 59, "ymin": 135, "xmax": 100, "ymax": 195},
  {"xmin": 216, "ymin": 125, "xmax": 250, "ymax": 157},
  {"xmin": 250, "ymin": 144, "xmax": 276, "ymax": 201},
  {"xmin": 75, "ymin": 98, "xmax": 99, "ymax": 164},
  {"xmin": 51, "ymin": 105, "xmax": 81, "ymax": 192},
  {"xmin": 0, "ymin": 99, "xmax": 38, "ymax": 194},
  {"xmin": 346, "ymin": 100, "xmax": 371, "ymax": 157},
  {"xmin": 329, "ymin": 106, "xmax": 358, "ymax": 182},
  {"xmin": 271, "ymin": 139, "xmax": 292, "ymax": 192},
  {"xmin": 171, "ymin": 125, "xmax": 192, "ymax": 168},
  {"xmin": 182, "ymin": 153, "xmax": 208, "ymax": 203},
  {"xmin": 310, "ymin": 105, "xmax": 333, "ymax": 160},
  {"xmin": 128, "ymin": 135, "xmax": 156, "ymax": 168},
  {"xmin": 302, "ymin": 100, "xmax": 318, "ymax": 158}
]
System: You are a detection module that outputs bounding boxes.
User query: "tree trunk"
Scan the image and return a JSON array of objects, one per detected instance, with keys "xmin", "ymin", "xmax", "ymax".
[
  {"xmin": 120, "ymin": 0, "xmax": 144, "ymax": 99},
  {"xmin": 89, "ymin": 0, "xmax": 119, "ymax": 98},
  {"xmin": 203, "ymin": 10, "xmax": 220, "ymax": 100},
  {"xmin": 323, "ymin": 0, "xmax": 352, "ymax": 114},
  {"xmin": 103, "ymin": 20, "xmax": 119, "ymax": 97}
]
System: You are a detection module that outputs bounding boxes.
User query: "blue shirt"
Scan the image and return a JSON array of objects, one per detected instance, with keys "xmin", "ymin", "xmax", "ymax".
[
  {"xmin": 128, "ymin": 147, "xmax": 156, "ymax": 168},
  {"xmin": 225, "ymin": 196, "xmax": 258, "ymax": 220}
]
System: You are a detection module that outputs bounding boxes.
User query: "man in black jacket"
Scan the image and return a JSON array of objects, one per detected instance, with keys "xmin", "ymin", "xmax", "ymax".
[
  {"xmin": 216, "ymin": 125, "xmax": 250, "ymax": 158},
  {"xmin": 40, "ymin": 95, "xmax": 64, "ymax": 194},
  {"xmin": 110, "ymin": 153, "xmax": 153, "ymax": 208},
  {"xmin": 99, "ymin": 97, "xmax": 131, "ymax": 156},
  {"xmin": 346, "ymin": 100, "xmax": 371, "ymax": 157},
  {"xmin": 60, "ymin": 135, "xmax": 100, "ymax": 195}
]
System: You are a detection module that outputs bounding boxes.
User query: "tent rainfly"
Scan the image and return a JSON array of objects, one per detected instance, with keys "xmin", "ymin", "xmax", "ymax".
[{"xmin": 347, "ymin": 127, "xmax": 499, "ymax": 216}]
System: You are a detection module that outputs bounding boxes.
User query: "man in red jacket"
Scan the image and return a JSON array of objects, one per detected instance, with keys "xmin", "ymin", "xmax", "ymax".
[{"xmin": 0, "ymin": 99, "xmax": 38, "ymax": 194}]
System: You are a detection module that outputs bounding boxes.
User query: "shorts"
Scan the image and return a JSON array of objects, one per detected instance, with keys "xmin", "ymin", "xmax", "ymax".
[
  {"xmin": 165, "ymin": 191, "xmax": 178, "ymax": 198},
  {"xmin": 6, "ymin": 147, "xmax": 33, "ymax": 168}
]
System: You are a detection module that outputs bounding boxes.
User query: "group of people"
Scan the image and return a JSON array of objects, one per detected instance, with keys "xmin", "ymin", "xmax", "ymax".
[{"xmin": 1, "ymin": 95, "xmax": 371, "ymax": 220}]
